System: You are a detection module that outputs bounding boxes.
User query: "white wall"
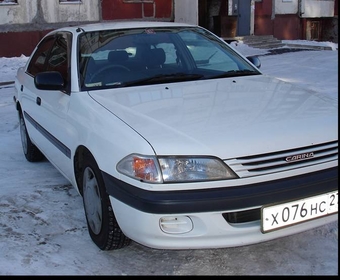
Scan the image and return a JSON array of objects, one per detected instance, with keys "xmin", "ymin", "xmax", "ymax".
[
  {"xmin": 300, "ymin": 0, "xmax": 334, "ymax": 18},
  {"xmin": 274, "ymin": 0, "xmax": 335, "ymax": 17},
  {"xmin": 174, "ymin": 0, "xmax": 198, "ymax": 25},
  {"xmin": 0, "ymin": 0, "xmax": 99, "ymax": 25},
  {"xmin": 275, "ymin": 0, "xmax": 299, "ymax": 15},
  {"xmin": 0, "ymin": 0, "xmax": 37, "ymax": 24},
  {"xmin": 41, "ymin": 0, "xmax": 100, "ymax": 23}
]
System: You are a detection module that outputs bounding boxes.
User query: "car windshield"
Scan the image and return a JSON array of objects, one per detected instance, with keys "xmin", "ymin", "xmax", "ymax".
[{"xmin": 78, "ymin": 27, "xmax": 260, "ymax": 90}]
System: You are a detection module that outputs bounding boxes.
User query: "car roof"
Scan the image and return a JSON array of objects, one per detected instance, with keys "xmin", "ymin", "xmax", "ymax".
[{"xmin": 51, "ymin": 21, "xmax": 197, "ymax": 34}]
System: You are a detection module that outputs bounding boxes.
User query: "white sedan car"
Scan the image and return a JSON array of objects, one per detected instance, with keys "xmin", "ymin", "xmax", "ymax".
[{"xmin": 14, "ymin": 21, "xmax": 338, "ymax": 251}]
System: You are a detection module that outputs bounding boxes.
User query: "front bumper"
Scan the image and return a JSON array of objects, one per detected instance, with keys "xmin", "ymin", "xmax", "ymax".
[
  {"xmin": 108, "ymin": 197, "xmax": 337, "ymax": 250},
  {"xmin": 103, "ymin": 167, "xmax": 338, "ymax": 214},
  {"xmin": 104, "ymin": 167, "xmax": 337, "ymax": 249}
]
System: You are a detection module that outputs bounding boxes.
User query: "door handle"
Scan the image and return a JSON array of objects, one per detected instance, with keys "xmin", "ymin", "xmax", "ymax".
[{"xmin": 36, "ymin": 97, "xmax": 41, "ymax": 106}]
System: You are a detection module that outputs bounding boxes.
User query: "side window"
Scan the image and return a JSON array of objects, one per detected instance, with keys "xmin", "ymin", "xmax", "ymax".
[
  {"xmin": 27, "ymin": 33, "xmax": 72, "ymax": 91},
  {"xmin": 27, "ymin": 37, "xmax": 55, "ymax": 76},
  {"xmin": 46, "ymin": 36, "xmax": 69, "ymax": 86}
]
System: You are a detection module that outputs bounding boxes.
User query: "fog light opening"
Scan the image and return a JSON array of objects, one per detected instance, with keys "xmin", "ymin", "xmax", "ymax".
[{"xmin": 159, "ymin": 216, "xmax": 193, "ymax": 234}]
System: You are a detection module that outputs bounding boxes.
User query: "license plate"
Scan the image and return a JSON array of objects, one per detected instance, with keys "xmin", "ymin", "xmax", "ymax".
[{"xmin": 261, "ymin": 190, "xmax": 338, "ymax": 233}]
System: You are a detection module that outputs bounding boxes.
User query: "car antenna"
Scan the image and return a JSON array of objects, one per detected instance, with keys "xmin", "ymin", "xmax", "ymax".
[{"xmin": 76, "ymin": 27, "xmax": 85, "ymax": 33}]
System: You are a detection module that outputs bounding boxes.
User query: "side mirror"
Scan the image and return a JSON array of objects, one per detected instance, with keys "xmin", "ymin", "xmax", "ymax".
[
  {"xmin": 34, "ymin": 71, "xmax": 65, "ymax": 91},
  {"xmin": 246, "ymin": 56, "xmax": 261, "ymax": 69}
]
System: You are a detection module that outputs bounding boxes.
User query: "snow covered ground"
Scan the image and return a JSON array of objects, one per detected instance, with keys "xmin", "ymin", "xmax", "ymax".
[{"xmin": 0, "ymin": 40, "xmax": 338, "ymax": 275}]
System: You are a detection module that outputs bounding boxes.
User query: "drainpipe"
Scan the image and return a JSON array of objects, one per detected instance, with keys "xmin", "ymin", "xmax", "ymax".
[
  {"xmin": 99, "ymin": 0, "xmax": 103, "ymax": 21},
  {"xmin": 298, "ymin": 0, "xmax": 305, "ymax": 39},
  {"xmin": 271, "ymin": 0, "xmax": 275, "ymax": 36},
  {"xmin": 298, "ymin": 0, "xmax": 304, "ymax": 17},
  {"xmin": 250, "ymin": 0, "xmax": 255, "ymax": 35}
]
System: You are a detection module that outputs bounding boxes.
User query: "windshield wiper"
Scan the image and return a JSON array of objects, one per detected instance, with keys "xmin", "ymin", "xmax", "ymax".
[
  {"xmin": 209, "ymin": 69, "xmax": 260, "ymax": 79},
  {"xmin": 122, "ymin": 73, "xmax": 204, "ymax": 87}
]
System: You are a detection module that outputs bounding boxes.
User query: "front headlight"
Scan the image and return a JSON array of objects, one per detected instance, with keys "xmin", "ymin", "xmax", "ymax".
[{"xmin": 117, "ymin": 154, "xmax": 238, "ymax": 183}]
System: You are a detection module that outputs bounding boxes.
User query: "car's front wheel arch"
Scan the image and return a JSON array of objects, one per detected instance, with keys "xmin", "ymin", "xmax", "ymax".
[{"xmin": 74, "ymin": 146, "xmax": 131, "ymax": 250}]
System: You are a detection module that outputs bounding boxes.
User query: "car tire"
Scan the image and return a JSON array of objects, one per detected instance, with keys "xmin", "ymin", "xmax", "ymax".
[
  {"xmin": 19, "ymin": 113, "xmax": 44, "ymax": 162},
  {"xmin": 81, "ymin": 151, "xmax": 131, "ymax": 250}
]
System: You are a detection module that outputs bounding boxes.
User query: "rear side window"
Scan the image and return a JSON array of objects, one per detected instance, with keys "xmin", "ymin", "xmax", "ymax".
[
  {"xmin": 27, "ymin": 37, "xmax": 55, "ymax": 76},
  {"xmin": 46, "ymin": 36, "xmax": 69, "ymax": 84},
  {"xmin": 27, "ymin": 32, "xmax": 72, "ymax": 91}
]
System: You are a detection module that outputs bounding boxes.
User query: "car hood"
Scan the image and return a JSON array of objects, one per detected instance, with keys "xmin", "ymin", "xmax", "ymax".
[{"xmin": 88, "ymin": 75, "xmax": 338, "ymax": 158}]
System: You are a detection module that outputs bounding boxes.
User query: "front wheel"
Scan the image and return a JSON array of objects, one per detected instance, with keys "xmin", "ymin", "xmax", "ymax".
[
  {"xmin": 19, "ymin": 112, "xmax": 44, "ymax": 162},
  {"xmin": 81, "ymin": 152, "xmax": 131, "ymax": 250}
]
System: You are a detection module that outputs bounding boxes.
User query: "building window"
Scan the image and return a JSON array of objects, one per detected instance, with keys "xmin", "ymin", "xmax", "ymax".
[
  {"xmin": 123, "ymin": 0, "xmax": 154, "ymax": 3},
  {"xmin": 59, "ymin": 0, "xmax": 82, "ymax": 3},
  {"xmin": 0, "ymin": 0, "xmax": 17, "ymax": 5}
]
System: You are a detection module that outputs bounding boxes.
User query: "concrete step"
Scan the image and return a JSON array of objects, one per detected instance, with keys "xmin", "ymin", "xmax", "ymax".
[
  {"xmin": 246, "ymin": 41, "xmax": 284, "ymax": 49},
  {"xmin": 223, "ymin": 35, "xmax": 335, "ymax": 52},
  {"xmin": 236, "ymin": 35, "xmax": 276, "ymax": 42},
  {"xmin": 283, "ymin": 43, "xmax": 333, "ymax": 50},
  {"xmin": 224, "ymin": 35, "xmax": 285, "ymax": 49},
  {"xmin": 240, "ymin": 35, "xmax": 284, "ymax": 49},
  {"xmin": 223, "ymin": 35, "xmax": 334, "ymax": 50}
]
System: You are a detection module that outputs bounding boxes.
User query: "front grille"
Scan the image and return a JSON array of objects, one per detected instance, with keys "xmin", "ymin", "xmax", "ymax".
[{"xmin": 224, "ymin": 141, "xmax": 338, "ymax": 178}]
